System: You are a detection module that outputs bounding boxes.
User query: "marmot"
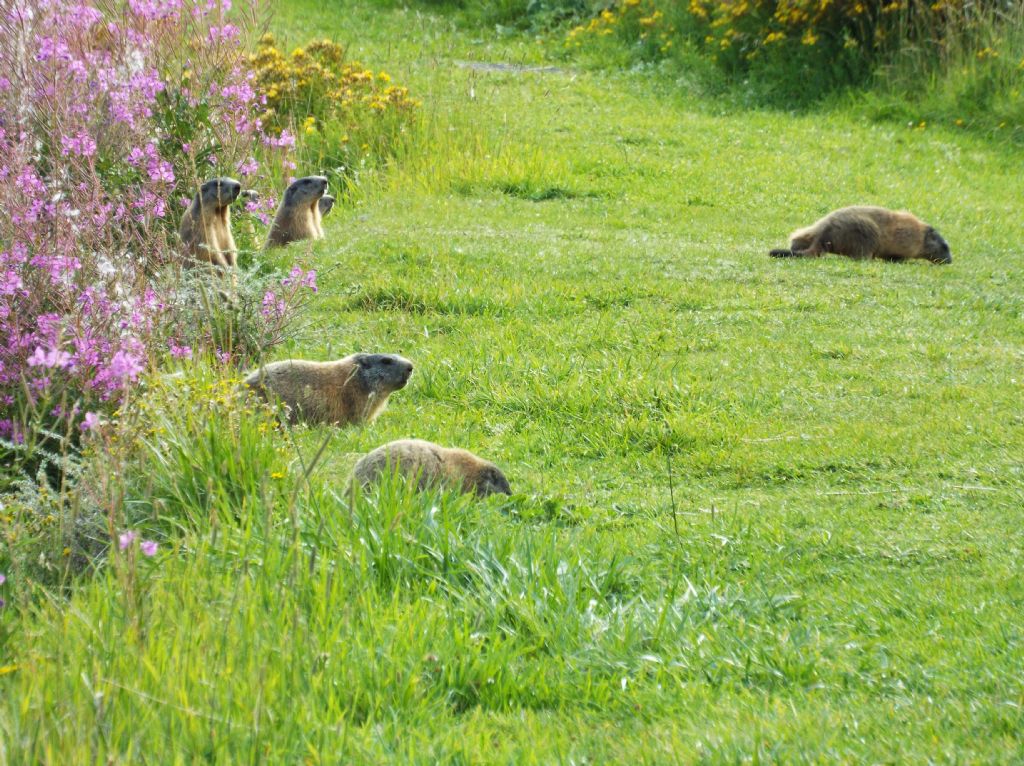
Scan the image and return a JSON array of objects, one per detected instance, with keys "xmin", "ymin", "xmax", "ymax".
[
  {"xmin": 244, "ymin": 353, "xmax": 413, "ymax": 426},
  {"xmin": 351, "ymin": 439, "xmax": 512, "ymax": 497},
  {"xmin": 318, "ymin": 194, "xmax": 335, "ymax": 218},
  {"xmin": 769, "ymin": 206, "xmax": 952, "ymax": 264},
  {"xmin": 179, "ymin": 177, "xmax": 242, "ymax": 267},
  {"xmin": 266, "ymin": 175, "xmax": 329, "ymax": 248}
]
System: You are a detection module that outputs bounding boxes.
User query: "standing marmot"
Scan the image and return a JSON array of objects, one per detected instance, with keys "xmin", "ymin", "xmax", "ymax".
[
  {"xmin": 179, "ymin": 177, "xmax": 242, "ymax": 267},
  {"xmin": 266, "ymin": 175, "xmax": 329, "ymax": 248},
  {"xmin": 318, "ymin": 194, "xmax": 335, "ymax": 219},
  {"xmin": 351, "ymin": 439, "xmax": 512, "ymax": 497},
  {"xmin": 770, "ymin": 206, "xmax": 952, "ymax": 264},
  {"xmin": 244, "ymin": 353, "xmax": 413, "ymax": 426}
]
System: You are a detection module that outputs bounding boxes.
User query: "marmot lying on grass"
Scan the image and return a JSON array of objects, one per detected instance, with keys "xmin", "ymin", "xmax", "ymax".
[
  {"xmin": 179, "ymin": 177, "xmax": 242, "ymax": 267},
  {"xmin": 266, "ymin": 176, "xmax": 329, "ymax": 248},
  {"xmin": 351, "ymin": 439, "xmax": 512, "ymax": 497},
  {"xmin": 770, "ymin": 206, "xmax": 952, "ymax": 264},
  {"xmin": 244, "ymin": 353, "xmax": 413, "ymax": 426}
]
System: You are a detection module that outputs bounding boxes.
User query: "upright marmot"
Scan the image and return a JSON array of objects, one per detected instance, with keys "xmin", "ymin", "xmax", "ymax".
[
  {"xmin": 770, "ymin": 206, "xmax": 952, "ymax": 264},
  {"xmin": 266, "ymin": 175, "xmax": 329, "ymax": 248},
  {"xmin": 244, "ymin": 353, "xmax": 413, "ymax": 426},
  {"xmin": 351, "ymin": 439, "xmax": 512, "ymax": 497},
  {"xmin": 318, "ymin": 194, "xmax": 335, "ymax": 219},
  {"xmin": 179, "ymin": 177, "xmax": 242, "ymax": 267}
]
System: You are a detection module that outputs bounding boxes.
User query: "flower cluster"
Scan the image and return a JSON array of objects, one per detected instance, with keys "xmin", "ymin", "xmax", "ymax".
[
  {"xmin": 564, "ymin": 0, "xmax": 1018, "ymax": 102},
  {"xmin": 566, "ymin": 0, "xmax": 675, "ymax": 57},
  {"xmin": 249, "ymin": 35, "xmax": 419, "ymax": 167},
  {"xmin": 0, "ymin": 0, "xmax": 294, "ymax": 471}
]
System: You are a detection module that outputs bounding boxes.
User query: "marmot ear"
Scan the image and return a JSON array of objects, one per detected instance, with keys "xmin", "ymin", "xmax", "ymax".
[{"xmin": 351, "ymin": 353, "xmax": 367, "ymax": 366}]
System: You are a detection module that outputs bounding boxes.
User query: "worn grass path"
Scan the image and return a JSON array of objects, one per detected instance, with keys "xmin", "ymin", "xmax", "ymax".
[{"xmin": 4, "ymin": 2, "xmax": 1024, "ymax": 762}]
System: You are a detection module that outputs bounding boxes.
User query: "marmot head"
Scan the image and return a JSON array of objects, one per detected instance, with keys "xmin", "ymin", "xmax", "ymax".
[
  {"xmin": 472, "ymin": 463, "xmax": 512, "ymax": 497},
  {"xmin": 197, "ymin": 177, "xmax": 241, "ymax": 210},
  {"xmin": 352, "ymin": 353, "xmax": 414, "ymax": 393},
  {"xmin": 318, "ymin": 195, "xmax": 336, "ymax": 218},
  {"xmin": 923, "ymin": 227, "xmax": 952, "ymax": 264},
  {"xmin": 283, "ymin": 176, "xmax": 329, "ymax": 207}
]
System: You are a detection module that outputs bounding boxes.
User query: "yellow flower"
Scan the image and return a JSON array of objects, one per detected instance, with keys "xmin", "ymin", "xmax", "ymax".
[
  {"xmin": 270, "ymin": 471, "xmax": 285, "ymax": 480},
  {"xmin": 378, "ymin": 71, "xmax": 391, "ymax": 82}
]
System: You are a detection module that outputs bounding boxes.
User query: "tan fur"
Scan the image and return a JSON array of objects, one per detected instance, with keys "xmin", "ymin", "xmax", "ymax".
[
  {"xmin": 244, "ymin": 353, "xmax": 412, "ymax": 426},
  {"xmin": 266, "ymin": 176, "xmax": 329, "ymax": 248},
  {"xmin": 770, "ymin": 206, "xmax": 952, "ymax": 264},
  {"xmin": 351, "ymin": 439, "xmax": 512, "ymax": 497},
  {"xmin": 179, "ymin": 177, "xmax": 242, "ymax": 267}
]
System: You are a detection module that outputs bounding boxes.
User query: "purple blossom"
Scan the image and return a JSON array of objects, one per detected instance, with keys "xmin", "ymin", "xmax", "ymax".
[
  {"xmin": 27, "ymin": 346, "xmax": 73, "ymax": 369},
  {"xmin": 60, "ymin": 131, "xmax": 97, "ymax": 158},
  {"xmin": 169, "ymin": 342, "xmax": 192, "ymax": 359},
  {"xmin": 105, "ymin": 350, "xmax": 144, "ymax": 380},
  {"xmin": 80, "ymin": 411, "xmax": 101, "ymax": 431},
  {"xmin": 118, "ymin": 530, "xmax": 137, "ymax": 550},
  {"xmin": 236, "ymin": 156, "xmax": 258, "ymax": 176},
  {"xmin": 140, "ymin": 540, "xmax": 158, "ymax": 556}
]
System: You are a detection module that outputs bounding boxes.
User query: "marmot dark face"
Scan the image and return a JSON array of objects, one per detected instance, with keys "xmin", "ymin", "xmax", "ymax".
[
  {"xmin": 318, "ymin": 195, "xmax": 335, "ymax": 217},
  {"xmin": 199, "ymin": 177, "xmax": 241, "ymax": 209},
  {"xmin": 354, "ymin": 353, "xmax": 413, "ymax": 393},
  {"xmin": 923, "ymin": 227, "xmax": 952, "ymax": 264},
  {"xmin": 284, "ymin": 175, "xmax": 329, "ymax": 206},
  {"xmin": 475, "ymin": 464, "xmax": 512, "ymax": 497}
]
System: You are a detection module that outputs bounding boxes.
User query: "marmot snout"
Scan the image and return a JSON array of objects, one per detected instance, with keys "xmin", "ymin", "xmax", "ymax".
[
  {"xmin": 244, "ymin": 353, "xmax": 413, "ymax": 426},
  {"xmin": 266, "ymin": 175, "xmax": 329, "ymax": 248},
  {"xmin": 770, "ymin": 206, "xmax": 952, "ymax": 264},
  {"xmin": 179, "ymin": 176, "xmax": 242, "ymax": 267},
  {"xmin": 351, "ymin": 439, "xmax": 512, "ymax": 497}
]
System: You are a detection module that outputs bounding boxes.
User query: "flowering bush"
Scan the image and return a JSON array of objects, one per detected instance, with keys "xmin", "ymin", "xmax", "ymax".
[
  {"xmin": 0, "ymin": 0, "xmax": 311, "ymax": 480},
  {"xmin": 564, "ymin": 0, "xmax": 1024, "ymax": 107},
  {"xmin": 249, "ymin": 35, "xmax": 420, "ymax": 176}
]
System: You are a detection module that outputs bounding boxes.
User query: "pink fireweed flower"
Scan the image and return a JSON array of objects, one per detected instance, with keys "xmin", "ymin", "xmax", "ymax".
[
  {"xmin": 80, "ymin": 412, "xmax": 101, "ymax": 431},
  {"xmin": 140, "ymin": 540, "xmax": 157, "ymax": 557},
  {"xmin": 27, "ymin": 346, "xmax": 73, "ymax": 369},
  {"xmin": 169, "ymin": 342, "xmax": 192, "ymax": 359},
  {"xmin": 106, "ymin": 350, "xmax": 144, "ymax": 380},
  {"xmin": 118, "ymin": 530, "xmax": 137, "ymax": 550},
  {"xmin": 60, "ymin": 131, "xmax": 97, "ymax": 158}
]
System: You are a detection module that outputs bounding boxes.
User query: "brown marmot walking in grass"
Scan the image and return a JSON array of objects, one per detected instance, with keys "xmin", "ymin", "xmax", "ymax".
[
  {"xmin": 770, "ymin": 206, "xmax": 952, "ymax": 264},
  {"xmin": 266, "ymin": 176, "xmax": 329, "ymax": 248},
  {"xmin": 179, "ymin": 177, "xmax": 242, "ymax": 267},
  {"xmin": 244, "ymin": 353, "xmax": 413, "ymax": 426},
  {"xmin": 351, "ymin": 439, "xmax": 512, "ymax": 497},
  {"xmin": 318, "ymin": 194, "xmax": 335, "ymax": 219}
]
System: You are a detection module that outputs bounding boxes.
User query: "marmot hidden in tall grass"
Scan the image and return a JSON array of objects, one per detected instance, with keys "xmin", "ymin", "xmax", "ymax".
[
  {"xmin": 351, "ymin": 439, "xmax": 512, "ymax": 497},
  {"xmin": 266, "ymin": 175, "xmax": 329, "ymax": 248},
  {"xmin": 244, "ymin": 353, "xmax": 413, "ymax": 426},
  {"xmin": 770, "ymin": 206, "xmax": 952, "ymax": 264},
  {"xmin": 179, "ymin": 177, "xmax": 242, "ymax": 267}
]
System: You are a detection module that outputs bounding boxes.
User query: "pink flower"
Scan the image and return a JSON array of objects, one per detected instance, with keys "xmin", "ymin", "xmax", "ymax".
[
  {"xmin": 118, "ymin": 530, "xmax": 137, "ymax": 550},
  {"xmin": 169, "ymin": 342, "xmax": 192, "ymax": 359},
  {"xmin": 27, "ymin": 346, "xmax": 73, "ymax": 369},
  {"xmin": 60, "ymin": 131, "xmax": 97, "ymax": 158},
  {"xmin": 106, "ymin": 350, "xmax": 144, "ymax": 380},
  {"xmin": 140, "ymin": 540, "xmax": 157, "ymax": 557},
  {"xmin": 80, "ymin": 412, "xmax": 101, "ymax": 431}
]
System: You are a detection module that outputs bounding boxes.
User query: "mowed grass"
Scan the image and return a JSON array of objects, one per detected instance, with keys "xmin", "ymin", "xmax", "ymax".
[{"xmin": 4, "ymin": 2, "xmax": 1024, "ymax": 762}]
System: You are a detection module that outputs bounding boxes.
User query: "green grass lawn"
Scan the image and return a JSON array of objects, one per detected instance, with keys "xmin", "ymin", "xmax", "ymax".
[{"xmin": 4, "ymin": 1, "xmax": 1024, "ymax": 762}]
